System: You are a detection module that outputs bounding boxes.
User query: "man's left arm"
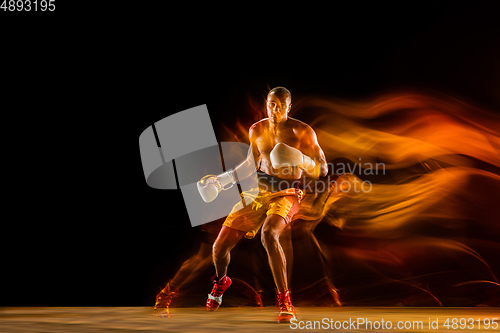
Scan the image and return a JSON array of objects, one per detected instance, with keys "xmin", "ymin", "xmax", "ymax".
[
  {"xmin": 300, "ymin": 126, "xmax": 328, "ymax": 178},
  {"xmin": 269, "ymin": 124, "xmax": 327, "ymax": 179}
]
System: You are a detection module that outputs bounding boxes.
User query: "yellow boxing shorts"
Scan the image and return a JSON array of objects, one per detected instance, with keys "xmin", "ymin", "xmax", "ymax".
[{"xmin": 223, "ymin": 187, "xmax": 305, "ymax": 239}]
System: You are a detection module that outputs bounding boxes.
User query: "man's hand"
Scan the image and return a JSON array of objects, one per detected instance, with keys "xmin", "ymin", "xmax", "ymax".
[
  {"xmin": 197, "ymin": 171, "xmax": 235, "ymax": 203},
  {"xmin": 270, "ymin": 143, "xmax": 316, "ymax": 172}
]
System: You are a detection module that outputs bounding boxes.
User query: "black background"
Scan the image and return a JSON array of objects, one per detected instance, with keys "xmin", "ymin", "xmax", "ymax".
[{"xmin": 1, "ymin": 1, "xmax": 499, "ymax": 306}]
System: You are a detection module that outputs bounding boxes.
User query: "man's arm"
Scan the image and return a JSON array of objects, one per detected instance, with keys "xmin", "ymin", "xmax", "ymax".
[
  {"xmin": 300, "ymin": 125, "xmax": 328, "ymax": 178},
  {"xmin": 229, "ymin": 124, "xmax": 261, "ymax": 180},
  {"xmin": 197, "ymin": 125, "xmax": 260, "ymax": 203},
  {"xmin": 269, "ymin": 125, "xmax": 327, "ymax": 179}
]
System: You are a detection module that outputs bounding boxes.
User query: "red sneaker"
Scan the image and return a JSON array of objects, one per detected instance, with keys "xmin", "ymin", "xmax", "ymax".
[
  {"xmin": 276, "ymin": 290, "xmax": 296, "ymax": 323},
  {"xmin": 154, "ymin": 281, "xmax": 179, "ymax": 317},
  {"xmin": 206, "ymin": 274, "xmax": 232, "ymax": 311}
]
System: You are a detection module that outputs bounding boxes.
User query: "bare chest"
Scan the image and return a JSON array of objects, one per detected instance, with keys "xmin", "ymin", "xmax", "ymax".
[{"xmin": 255, "ymin": 128, "xmax": 301, "ymax": 157}]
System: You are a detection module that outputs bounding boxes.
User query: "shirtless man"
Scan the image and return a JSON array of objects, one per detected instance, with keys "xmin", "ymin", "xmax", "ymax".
[{"xmin": 197, "ymin": 86, "xmax": 328, "ymax": 323}]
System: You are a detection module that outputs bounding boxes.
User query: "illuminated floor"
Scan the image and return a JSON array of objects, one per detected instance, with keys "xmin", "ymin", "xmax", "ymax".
[{"xmin": 0, "ymin": 307, "xmax": 498, "ymax": 332}]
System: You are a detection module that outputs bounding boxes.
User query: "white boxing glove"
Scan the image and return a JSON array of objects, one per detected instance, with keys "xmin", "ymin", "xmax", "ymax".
[
  {"xmin": 197, "ymin": 170, "xmax": 236, "ymax": 203},
  {"xmin": 270, "ymin": 143, "xmax": 316, "ymax": 172},
  {"xmin": 197, "ymin": 179, "xmax": 219, "ymax": 203}
]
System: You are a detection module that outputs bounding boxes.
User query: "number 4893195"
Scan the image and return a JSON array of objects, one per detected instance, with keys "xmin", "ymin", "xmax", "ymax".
[{"xmin": 1, "ymin": 0, "xmax": 56, "ymax": 11}]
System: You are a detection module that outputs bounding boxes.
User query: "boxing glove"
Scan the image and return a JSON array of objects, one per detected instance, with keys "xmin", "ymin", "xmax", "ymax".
[
  {"xmin": 270, "ymin": 143, "xmax": 316, "ymax": 172},
  {"xmin": 197, "ymin": 170, "xmax": 236, "ymax": 203}
]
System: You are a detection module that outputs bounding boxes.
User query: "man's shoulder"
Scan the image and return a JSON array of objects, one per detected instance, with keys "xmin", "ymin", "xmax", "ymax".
[
  {"xmin": 288, "ymin": 117, "xmax": 314, "ymax": 133},
  {"xmin": 249, "ymin": 119, "xmax": 269, "ymax": 133}
]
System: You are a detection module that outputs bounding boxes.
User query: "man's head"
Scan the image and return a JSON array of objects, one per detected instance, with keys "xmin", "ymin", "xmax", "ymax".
[{"xmin": 266, "ymin": 86, "xmax": 291, "ymax": 125}]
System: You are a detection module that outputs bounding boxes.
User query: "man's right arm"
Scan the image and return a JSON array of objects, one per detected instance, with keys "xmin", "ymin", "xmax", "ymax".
[
  {"xmin": 197, "ymin": 124, "xmax": 260, "ymax": 203},
  {"xmin": 232, "ymin": 124, "xmax": 260, "ymax": 180}
]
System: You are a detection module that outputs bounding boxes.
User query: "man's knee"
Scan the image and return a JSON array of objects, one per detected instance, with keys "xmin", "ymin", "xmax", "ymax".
[
  {"xmin": 261, "ymin": 229, "xmax": 278, "ymax": 247},
  {"xmin": 212, "ymin": 227, "xmax": 240, "ymax": 257},
  {"xmin": 212, "ymin": 240, "xmax": 225, "ymax": 258},
  {"xmin": 261, "ymin": 215, "xmax": 285, "ymax": 247},
  {"xmin": 212, "ymin": 233, "xmax": 235, "ymax": 257}
]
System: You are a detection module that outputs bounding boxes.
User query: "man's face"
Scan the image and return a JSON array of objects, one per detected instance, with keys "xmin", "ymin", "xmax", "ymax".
[{"xmin": 266, "ymin": 92, "xmax": 291, "ymax": 125}]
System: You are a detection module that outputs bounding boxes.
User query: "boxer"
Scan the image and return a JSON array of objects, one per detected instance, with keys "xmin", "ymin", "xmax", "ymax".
[{"xmin": 198, "ymin": 87, "xmax": 327, "ymax": 323}]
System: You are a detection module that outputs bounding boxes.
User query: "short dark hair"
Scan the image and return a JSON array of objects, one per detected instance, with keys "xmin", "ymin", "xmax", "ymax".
[{"xmin": 268, "ymin": 86, "xmax": 291, "ymax": 103}]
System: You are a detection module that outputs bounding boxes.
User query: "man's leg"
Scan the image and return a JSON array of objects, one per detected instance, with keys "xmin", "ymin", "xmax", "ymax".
[
  {"xmin": 207, "ymin": 225, "xmax": 246, "ymax": 311},
  {"xmin": 261, "ymin": 213, "xmax": 296, "ymax": 323},
  {"xmin": 280, "ymin": 223, "xmax": 293, "ymax": 287},
  {"xmin": 212, "ymin": 226, "xmax": 246, "ymax": 278},
  {"xmin": 261, "ymin": 214, "xmax": 289, "ymax": 292}
]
